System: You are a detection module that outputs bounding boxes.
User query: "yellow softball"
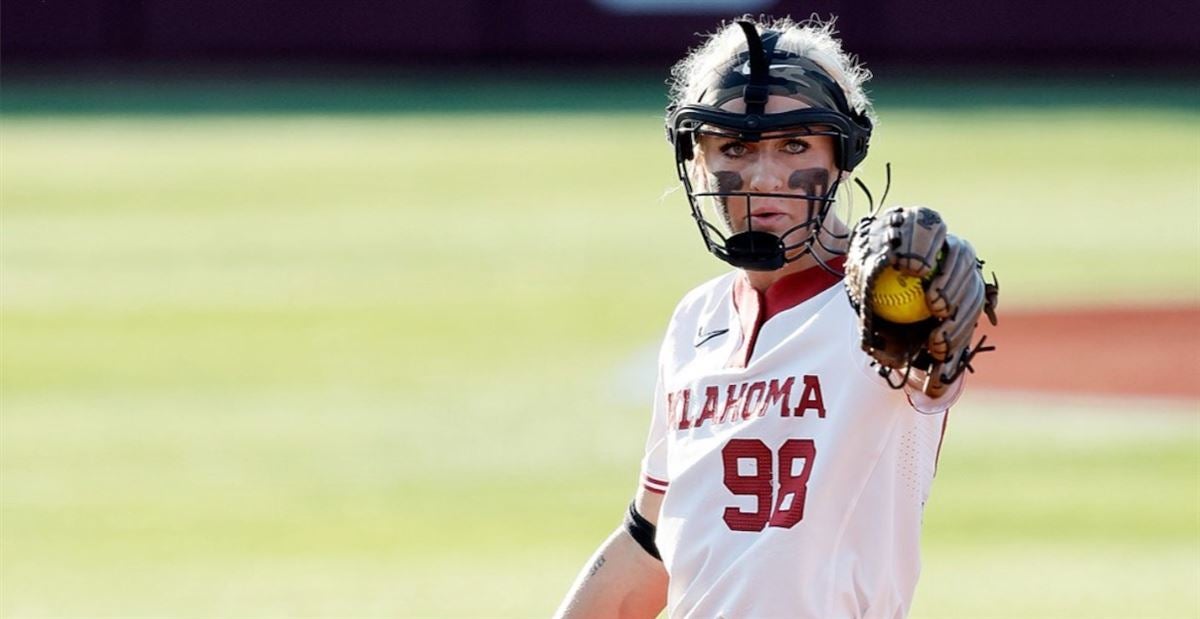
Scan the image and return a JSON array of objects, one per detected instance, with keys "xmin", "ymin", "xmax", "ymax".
[{"xmin": 870, "ymin": 267, "xmax": 932, "ymax": 324}]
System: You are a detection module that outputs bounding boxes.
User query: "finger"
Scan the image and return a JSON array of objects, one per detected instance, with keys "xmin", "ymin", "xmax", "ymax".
[
  {"xmin": 928, "ymin": 279, "xmax": 985, "ymax": 360},
  {"xmin": 927, "ymin": 326, "xmax": 949, "ymax": 360},
  {"xmin": 927, "ymin": 276, "xmax": 984, "ymax": 359},
  {"xmin": 900, "ymin": 208, "xmax": 945, "ymax": 276},
  {"xmin": 926, "ymin": 236, "xmax": 978, "ymax": 319},
  {"xmin": 891, "ymin": 207, "xmax": 946, "ymax": 277}
]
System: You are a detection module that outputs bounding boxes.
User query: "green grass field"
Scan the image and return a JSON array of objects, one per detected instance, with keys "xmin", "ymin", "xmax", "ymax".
[{"xmin": 2, "ymin": 77, "xmax": 1198, "ymax": 617}]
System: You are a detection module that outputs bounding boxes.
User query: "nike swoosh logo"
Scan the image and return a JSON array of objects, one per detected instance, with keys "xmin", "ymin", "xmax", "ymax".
[{"xmin": 695, "ymin": 327, "xmax": 730, "ymax": 347}]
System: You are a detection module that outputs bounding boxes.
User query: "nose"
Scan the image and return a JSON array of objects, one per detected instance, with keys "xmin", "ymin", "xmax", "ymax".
[{"xmin": 746, "ymin": 154, "xmax": 786, "ymax": 193}]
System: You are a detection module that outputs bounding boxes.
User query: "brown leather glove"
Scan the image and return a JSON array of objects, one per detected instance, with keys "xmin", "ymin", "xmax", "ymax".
[{"xmin": 846, "ymin": 206, "xmax": 999, "ymax": 396}]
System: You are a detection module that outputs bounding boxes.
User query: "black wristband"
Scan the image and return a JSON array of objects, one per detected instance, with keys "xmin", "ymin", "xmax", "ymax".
[{"xmin": 623, "ymin": 501, "xmax": 661, "ymax": 561}]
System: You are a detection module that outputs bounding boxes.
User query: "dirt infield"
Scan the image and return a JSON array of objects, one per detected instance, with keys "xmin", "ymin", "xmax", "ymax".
[{"xmin": 969, "ymin": 306, "xmax": 1200, "ymax": 400}]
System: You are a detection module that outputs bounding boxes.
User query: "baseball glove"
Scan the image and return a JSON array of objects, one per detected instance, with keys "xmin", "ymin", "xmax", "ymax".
[{"xmin": 845, "ymin": 206, "xmax": 999, "ymax": 397}]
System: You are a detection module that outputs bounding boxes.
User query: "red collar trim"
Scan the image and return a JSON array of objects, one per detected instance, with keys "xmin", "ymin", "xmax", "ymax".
[
  {"xmin": 728, "ymin": 256, "xmax": 846, "ymax": 368},
  {"xmin": 758, "ymin": 256, "xmax": 846, "ymax": 322}
]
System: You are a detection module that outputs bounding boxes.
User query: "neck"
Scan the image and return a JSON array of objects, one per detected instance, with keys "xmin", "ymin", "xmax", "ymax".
[{"xmin": 744, "ymin": 252, "xmax": 819, "ymax": 291}]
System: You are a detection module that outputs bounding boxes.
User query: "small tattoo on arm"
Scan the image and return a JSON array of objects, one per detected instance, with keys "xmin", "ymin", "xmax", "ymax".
[{"xmin": 587, "ymin": 555, "xmax": 606, "ymax": 578}]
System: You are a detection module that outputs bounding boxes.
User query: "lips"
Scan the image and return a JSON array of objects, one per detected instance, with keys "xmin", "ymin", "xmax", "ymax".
[{"xmin": 748, "ymin": 212, "xmax": 786, "ymax": 225}]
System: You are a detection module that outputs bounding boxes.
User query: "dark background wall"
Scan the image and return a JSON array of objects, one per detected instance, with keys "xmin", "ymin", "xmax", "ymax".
[{"xmin": 4, "ymin": 0, "xmax": 1199, "ymax": 69}]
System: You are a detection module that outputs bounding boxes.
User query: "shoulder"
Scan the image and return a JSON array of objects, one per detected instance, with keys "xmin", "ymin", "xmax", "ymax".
[
  {"xmin": 668, "ymin": 271, "xmax": 738, "ymax": 324},
  {"xmin": 656, "ymin": 271, "xmax": 737, "ymax": 358}
]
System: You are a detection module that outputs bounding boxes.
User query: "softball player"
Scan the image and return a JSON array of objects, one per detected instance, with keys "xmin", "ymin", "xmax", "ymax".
[{"xmin": 555, "ymin": 16, "xmax": 994, "ymax": 619}]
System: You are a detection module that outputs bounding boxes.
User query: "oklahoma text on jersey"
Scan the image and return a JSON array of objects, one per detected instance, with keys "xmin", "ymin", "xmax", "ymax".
[{"xmin": 666, "ymin": 374, "xmax": 828, "ymax": 430}]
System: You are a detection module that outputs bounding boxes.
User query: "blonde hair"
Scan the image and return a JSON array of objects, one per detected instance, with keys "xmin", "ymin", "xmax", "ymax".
[{"xmin": 667, "ymin": 15, "xmax": 875, "ymax": 123}]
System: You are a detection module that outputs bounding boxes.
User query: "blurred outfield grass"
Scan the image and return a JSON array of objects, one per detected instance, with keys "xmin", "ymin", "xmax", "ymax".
[{"xmin": 1, "ymin": 76, "xmax": 1198, "ymax": 617}]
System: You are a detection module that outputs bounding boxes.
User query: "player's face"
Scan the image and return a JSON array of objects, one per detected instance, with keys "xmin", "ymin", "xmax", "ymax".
[{"xmin": 696, "ymin": 96, "xmax": 838, "ymax": 237}]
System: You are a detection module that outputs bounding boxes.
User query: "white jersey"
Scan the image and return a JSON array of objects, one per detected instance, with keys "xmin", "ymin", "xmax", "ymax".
[{"xmin": 640, "ymin": 264, "xmax": 962, "ymax": 619}]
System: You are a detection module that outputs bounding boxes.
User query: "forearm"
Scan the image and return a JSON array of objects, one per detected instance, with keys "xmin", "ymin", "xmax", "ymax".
[{"xmin": 554, "ymin": 527, "xmax": 668, "ymax": 619}]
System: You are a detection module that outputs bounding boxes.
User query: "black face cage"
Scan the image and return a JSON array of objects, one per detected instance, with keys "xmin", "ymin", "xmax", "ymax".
[
  {"xmin": 675, "ymin": 132, "xmax": 847, "ymax": 272},
  {"xmin": 670, "ymin": 110, "xmax": 868, "ymax": 273},
  {"xmin": 664, "ymin": 20, "xmax": 873, "ymax": 273}
]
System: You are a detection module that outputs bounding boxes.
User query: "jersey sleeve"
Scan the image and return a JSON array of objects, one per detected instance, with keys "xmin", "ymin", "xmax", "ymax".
[{"xmin": 639, "ymin": 366, "xmax": 670, "ymax": 495}]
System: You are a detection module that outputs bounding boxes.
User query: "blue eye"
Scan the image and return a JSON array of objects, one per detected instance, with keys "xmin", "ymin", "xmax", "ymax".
[
  {"xmin": 720, "ymin": 142, "xmax": 748, "ymax": 158},
  {"xmin": 783, "ymin": 139, "xmax": 810, "ymax": 154}
]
